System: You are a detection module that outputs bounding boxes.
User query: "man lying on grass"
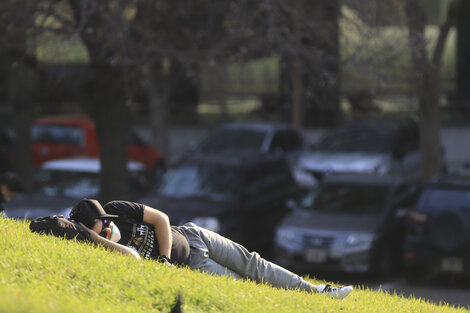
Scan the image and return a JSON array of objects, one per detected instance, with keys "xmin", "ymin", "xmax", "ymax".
[{"xmin": 70, "ymin": 199, "xmax": 353, "ymax": 300}]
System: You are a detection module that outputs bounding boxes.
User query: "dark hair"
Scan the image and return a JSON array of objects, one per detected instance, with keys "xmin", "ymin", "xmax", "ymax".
[{"xmin": 0, "ymin": 171, "xmax": 23, "ymax": 193}]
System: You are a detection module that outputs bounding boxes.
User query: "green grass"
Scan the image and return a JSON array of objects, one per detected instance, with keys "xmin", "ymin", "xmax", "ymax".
[{"xmin": 0, "ymin": 218, "xmax": 466, "ymax": 313}]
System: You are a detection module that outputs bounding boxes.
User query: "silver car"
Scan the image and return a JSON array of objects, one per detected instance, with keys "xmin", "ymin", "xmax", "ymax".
[
  {"xmin": 275, "ymin": 174, "xmax": 420, "ymax": 277},
  {"xmin": 293, "ymin": 120, "xmax": 420, "ymax": 188}
]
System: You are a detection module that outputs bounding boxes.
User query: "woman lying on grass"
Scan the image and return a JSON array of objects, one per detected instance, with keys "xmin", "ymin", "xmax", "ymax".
[{"xmin": 70, "ymin": 199, "xmax": 353, "ymax": 300}]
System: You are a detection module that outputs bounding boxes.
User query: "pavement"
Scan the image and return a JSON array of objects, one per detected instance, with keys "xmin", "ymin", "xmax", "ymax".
[
  {"xmin": 370, "ymin": 278, "xmax": 470, "ymax": 310},
  {"xmin": 311, "ymin": 272, "xmax": 470, "ymax": 309}
]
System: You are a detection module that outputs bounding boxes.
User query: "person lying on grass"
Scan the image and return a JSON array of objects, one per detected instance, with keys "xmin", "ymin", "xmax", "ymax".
[{"xmin": 70, "ymin": 198, "xmax": 353, "ymax": 300}]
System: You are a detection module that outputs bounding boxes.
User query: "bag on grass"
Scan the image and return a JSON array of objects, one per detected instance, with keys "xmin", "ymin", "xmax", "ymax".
[{"xmin": 29, "ymin": 215, "xmax": 91, "ymax": 242}]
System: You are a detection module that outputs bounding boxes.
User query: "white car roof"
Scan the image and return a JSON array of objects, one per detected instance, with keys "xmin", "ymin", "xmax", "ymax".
[{"xmin": 40, "ymin": 157, "xmax": 145, "ymax": 173}]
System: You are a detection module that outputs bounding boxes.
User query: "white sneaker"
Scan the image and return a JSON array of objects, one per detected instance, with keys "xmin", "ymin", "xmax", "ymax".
[{"xmin": 316, "ymin": 284, "xmax": 353, "ymax": 299}]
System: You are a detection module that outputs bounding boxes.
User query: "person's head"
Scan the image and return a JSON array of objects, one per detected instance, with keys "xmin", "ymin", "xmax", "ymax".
[
  {"xmin": 70, "ymin": 199, "xmax": 121, "ymax": 242},
  {"xmin": 0, "ymin": 171, "xmax": 23, "ymax": 202}
]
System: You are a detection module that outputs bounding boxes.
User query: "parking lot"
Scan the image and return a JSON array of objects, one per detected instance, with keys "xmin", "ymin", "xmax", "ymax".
[
  {"xmin": 370, "ymin": 278, "xmax": 470, "ymax": 309},
  {"xmin": 167, "ymin": 124, "xmax": 470, "ymax": 310},
  {"xmin": 313, "ymin": 272, "xmax": 470, "ymax": 309}
]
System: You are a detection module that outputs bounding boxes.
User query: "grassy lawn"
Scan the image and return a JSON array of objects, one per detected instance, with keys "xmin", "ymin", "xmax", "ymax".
[{"xmin": 0, "ymin": 218, "xmax": 465, "ymax": 313}]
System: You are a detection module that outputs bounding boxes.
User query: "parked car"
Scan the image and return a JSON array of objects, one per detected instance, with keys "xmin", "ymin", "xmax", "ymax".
[
  {"xmin": 138, "ymin": 151, "xmax": 303, "ymax": 256},
  {"xmin": 5, "ymin": 157, "xmax": 150, "ymax": 220},
  {"xmin": 293, "ymin": 119, "xmax": 420, "ymax": 189},
  {"xmin": 274, "ymin": 174, "xmax": 420, "ymax": 277},
  {"xmin": 31, "ymin": 116, "xmax": 165, "ymax": 175},
  {"xmin": 404, "ymin": 173, "xmax": 470, "ymax": 282},
  {"xmin": 183, "ymin": 122, "xmax": 310, "ymax": 169}
]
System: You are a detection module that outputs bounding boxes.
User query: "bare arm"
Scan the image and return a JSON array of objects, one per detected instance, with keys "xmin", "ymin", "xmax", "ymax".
[
  {"xmin": 79, "ymin": 222, "xmax": 141, "ymax": 260},
  {"xmin": 142, "ymin": 205, "xmax": 172, "ymax": 259}
]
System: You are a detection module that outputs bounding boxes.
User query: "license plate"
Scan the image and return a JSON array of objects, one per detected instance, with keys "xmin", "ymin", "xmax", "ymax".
[
  {"xmin": 441, "ymin": 258, "xmax": 463, "ymax": 272},
  {"xmin": 304, "ymin": 249, "xmax": 327, "ymax": 263}
]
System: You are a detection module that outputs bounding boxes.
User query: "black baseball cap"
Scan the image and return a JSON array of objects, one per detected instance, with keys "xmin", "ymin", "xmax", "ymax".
[{"xmin": 69, "ymin": 199, "xmax": 118, "ymax": 228}]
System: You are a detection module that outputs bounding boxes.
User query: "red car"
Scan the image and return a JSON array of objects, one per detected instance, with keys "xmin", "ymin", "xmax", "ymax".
[{"xmin": 31, "ymin": 116, "xmax": 164, "ymax": 175}]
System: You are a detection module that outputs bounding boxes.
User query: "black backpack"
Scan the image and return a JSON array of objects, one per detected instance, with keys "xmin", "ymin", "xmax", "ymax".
[{"xmin": 29, "ymin": 215, "xmax": 91, "ymax": 242}]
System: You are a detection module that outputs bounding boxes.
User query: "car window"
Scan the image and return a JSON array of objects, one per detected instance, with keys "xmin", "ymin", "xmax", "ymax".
[
  {"xmin": 157, "ymin": 163, "xmax": 242, "ymax": 200},
  {"xmin": 269, "ymin": 133, "xmax": 285, "ymax": 152},
  {"xmin": 198, "ymin": 129, "xmax": 266, "ymax": 152},
  {"xmin": 284, "ymin": 131, "xmax": 302, "ymax": 151},
  {"xmin": 269, "ymin": 131, "xmax": 301, "ymax": 152},
  {"xmin": 32, "ymin": 125, "xmax": 85, "ymax": 145},
  {"xmin": 302, "ymin": 183, "xmax": 390, "ymax": 214},
  {"xmin": 420, "ymin": 187, "xmax": 470, "ymax": 213},
  {"xmin": 316, "ymin": 128, "xmax": 394, "ymax": 153}
]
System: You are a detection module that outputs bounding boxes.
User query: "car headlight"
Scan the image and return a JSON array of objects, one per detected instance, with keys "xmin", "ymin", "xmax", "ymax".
[
  {"xmin": 345, "ymin": 233, "xmax": 374, "ymax": 247},
  {"xmin": 276, "ymin": 228, "xmax": 298, "ymax": 242},
  {"xmin": 191, "ymin": 217, "xmax": 220, "ymax": 232}
]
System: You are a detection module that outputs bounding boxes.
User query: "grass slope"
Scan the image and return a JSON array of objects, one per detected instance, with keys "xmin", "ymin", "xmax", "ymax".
[{"xmin": 0, "ymin": 218, "xmax": 465, "ymax": 313}]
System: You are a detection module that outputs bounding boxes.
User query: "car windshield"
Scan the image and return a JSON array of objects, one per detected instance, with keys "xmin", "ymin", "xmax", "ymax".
[
  {"xmin": 157, "ymin": 163, "xmax": 242, "ymax": 201},
  {"xmin": 31, "ymin": 169, "xmax": 99, "ymax": 198},
  {"xmin": 316, "ymin": 128, "xmax": 394, "ymax": 153},
  {"xmin": 421, "ymin": 188, "xmax": 470, "ymax": 213},
  {"xmin": 198, "ymin": 128, "xmax": 266, "ymax": 152},
  {"xmin": 32, "ymin": 125, "xmax": 85, "ymax": 145},
  {"xmin": 300, "ymin": 183, "xmax": 390, "ymax": 214}
]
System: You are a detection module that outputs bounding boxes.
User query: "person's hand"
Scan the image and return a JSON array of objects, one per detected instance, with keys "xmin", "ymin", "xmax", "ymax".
[
  {"xmin": 157, "ymin": 255, "xmax": 174, "ymax": 267},
  {"xmin": 78, "ymin": 222, "xmax": 100, "ymax": 241},
  {"xmin": 78, "ymin": 222, "xmax": 93, "ymax": 233}
]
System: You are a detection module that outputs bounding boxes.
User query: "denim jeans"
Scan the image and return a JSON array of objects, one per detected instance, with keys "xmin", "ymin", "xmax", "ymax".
[{"xmin": 178, "ymin": 223, "xmax": 314, "ymax": 292}]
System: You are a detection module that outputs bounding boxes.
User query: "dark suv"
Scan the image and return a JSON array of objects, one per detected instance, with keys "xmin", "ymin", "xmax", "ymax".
[
  {"xmin": 138, "ymin": 151, "xmax": 303, "ymax": 256},
  {"xmin": 404, "ymin": 174, "xmax": 470, "ymax": 282}
]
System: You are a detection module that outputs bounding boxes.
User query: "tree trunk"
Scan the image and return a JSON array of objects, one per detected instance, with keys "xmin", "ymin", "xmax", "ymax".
[
  {"xmin": 89, "ymin": 65, "xmax": 130, "ymax": 203},
  {"xmin": 8, "ymin": 61, "xmax": 35, "ymax": 183},
  {"xmin": 147, "ymin": 61, "xmax": 170, "ymax": 159},
  {"xmin": 405, "ymin": 0, "xmax": 453, "ymax": 183},
  {"xmin": 419, "ymin": 71, "xmax": 443, "ymax": 182},
  {"xmin": 303, "ymin": 0, "xmax": 341, "ymax": 127},
  {"xmin": 291, "ymin": 0, "xmax": 303, "ymax": 127},
  {"xmin": 279, "ymin": 0, "xmax": 341, "ymax": 127},
  {"xmin": 456, "ymin": 0, "xmax": 470, "ymax": 107},
  {"xmin": 68, "ymin": 0, "xmax": 131, "ymax": 202}
]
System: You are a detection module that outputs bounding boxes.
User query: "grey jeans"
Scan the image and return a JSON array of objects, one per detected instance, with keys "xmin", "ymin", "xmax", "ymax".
[{"xmin": 178, "ymin": 223, "xmax": 314, "ymax": 293}]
